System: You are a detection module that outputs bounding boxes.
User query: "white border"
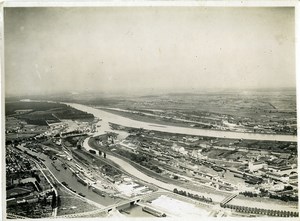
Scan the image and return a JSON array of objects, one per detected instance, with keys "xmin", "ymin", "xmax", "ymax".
[
  {"xmin": 2, "ymin": 0, "xmax": 299, "ymax": 7},
  {"xmin": 1, "ymin": 1, "xmax": 299, "ymax": 221}
]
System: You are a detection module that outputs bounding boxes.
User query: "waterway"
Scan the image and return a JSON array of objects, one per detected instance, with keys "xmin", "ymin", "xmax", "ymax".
[
  {"xmin": 64, "ymin": 102, "xmax": 297, "ymax": 142},
  {"xmin": 82, "ymin": 140, "xmax": 226, "ymax": 202},
  {"xmin": 17, "ymin": 144, "xmax": 118, "ymax": 207}
]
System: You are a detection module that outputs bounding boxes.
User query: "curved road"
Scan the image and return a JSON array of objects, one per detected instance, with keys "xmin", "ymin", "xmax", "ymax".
[{"xmin": 65, "ymin": 102, "xmax": 296, "ymax": 142}]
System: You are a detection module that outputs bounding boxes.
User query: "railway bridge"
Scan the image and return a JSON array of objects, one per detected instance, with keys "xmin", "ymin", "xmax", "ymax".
[{"xmin": 220, "ymin": 193, "xmax": 238, "ymax": 206}]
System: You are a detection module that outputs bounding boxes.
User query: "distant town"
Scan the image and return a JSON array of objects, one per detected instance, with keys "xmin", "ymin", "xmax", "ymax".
[{"xmin": 5, "ymin": 91, "xmax": 298, "ymax": 218}]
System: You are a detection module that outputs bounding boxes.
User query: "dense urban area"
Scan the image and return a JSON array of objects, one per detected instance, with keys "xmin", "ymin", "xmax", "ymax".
[{"xmin": 5, "ymin": 91, "xmax": 299, "ymax": 218}]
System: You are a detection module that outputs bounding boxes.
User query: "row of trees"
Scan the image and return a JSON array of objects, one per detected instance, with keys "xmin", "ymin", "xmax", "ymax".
[
  {"xmin": 7, "ymin": 134, "xmax": 47, "ymax": 147},
  {"xmin": 221, "ymin": 203, "xmax": 299, "ymax": 217},
  {"xmin": 173, "ymin": 188, "xmax": 213, "ymax": 204},
  {"xmin": 240, "ymin": 191, "xmax": 258, "ymax": 197},
  {"xmin": 269, "ymin": 193, "xmax": 298, "ymax": 202},
  {"xmin": 240, "ymin": 188, "xmax": 298, "ymax": 202},
  {"xmin": 50, "ymin": 190, "xmax": 57, "ymax": 208}
]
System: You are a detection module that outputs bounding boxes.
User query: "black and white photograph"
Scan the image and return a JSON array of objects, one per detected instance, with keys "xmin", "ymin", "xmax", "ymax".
[{"xmin": 2, "ymin": 1, "xmax": 299, "ymax": 219}]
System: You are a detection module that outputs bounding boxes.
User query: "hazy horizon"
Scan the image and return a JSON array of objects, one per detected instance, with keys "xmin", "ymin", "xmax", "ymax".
[
  {"xmin": 5, "ymin": 7, "xmax": 295, "ymax": 97},
  {"xmin": 5, "ymin": 86, "xmax": 297, "ymax": 101}
]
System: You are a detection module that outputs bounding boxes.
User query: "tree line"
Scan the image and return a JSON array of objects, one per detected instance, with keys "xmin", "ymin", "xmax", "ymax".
[
  {"xmin": 221, "ymin": 203, "xmax": 298, "ymax": 217},
  {"xmin": 173, "ymin": 188, "xmax": 213, "ymax": 204}
]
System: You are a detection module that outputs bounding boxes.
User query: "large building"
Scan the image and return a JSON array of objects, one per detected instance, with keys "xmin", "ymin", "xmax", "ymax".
[{"xmin": 248, "ymin": 161, "xmax": 267, "ymax": 172}]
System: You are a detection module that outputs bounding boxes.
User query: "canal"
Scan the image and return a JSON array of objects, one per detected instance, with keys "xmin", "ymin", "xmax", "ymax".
[{"xmin": 17, "ymin": 144, "xmax": 119, "ymax": 207}]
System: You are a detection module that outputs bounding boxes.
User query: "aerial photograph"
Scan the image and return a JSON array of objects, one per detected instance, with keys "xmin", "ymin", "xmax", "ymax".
[{"xmin": 3, "ymin": 6, "xmax": 298, "ymax": 219}]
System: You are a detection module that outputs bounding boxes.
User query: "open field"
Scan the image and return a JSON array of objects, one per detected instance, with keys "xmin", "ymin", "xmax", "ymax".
[
  {"xmin": 57, "ymin": 188, "xmax": 99, "ymax": 216},
  {"xmin": 73, "ymin": 90, "xmax": 297, "ymax": 135}
]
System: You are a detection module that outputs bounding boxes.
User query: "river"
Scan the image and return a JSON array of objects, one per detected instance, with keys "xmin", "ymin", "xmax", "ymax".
[
  {"xmin": 64, "ymin": 103, "xmax": 296, "ymax": 142},
  {"xmin": 68, "ymin": 101, "xmax": 298, "ymax": 211}
]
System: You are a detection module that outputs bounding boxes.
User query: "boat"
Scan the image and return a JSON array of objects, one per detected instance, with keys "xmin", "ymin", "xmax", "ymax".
[
  {"xmin": 78, "ymin": 193, "xmax": 86, "ymax": 197},
  {"xmin": 61, "ymin": 163, "xmax": 67, "ymax": 169},
  {"xmin": 245, "ymin": 178, "xmax": 262, "ymax": 185},
  {"xmin": 68, "ymin": 187, "xmax": 76, "ymax": 193},
  {"xmin": 212, "ymin": 166, "xmax": 224, "ymax": 172},
  {"xmin": 119, "ymin": 209, "xmax": 130, "ymax": 214},
  {"xmin": 142, "ymin": 206, "xmax": 166, "ymax": 217},
  {"xmin": 51, "ymin": 162, "xmax": 60, "ymax": 171},
  {"xmin": 92, "ymin": 187, "xmax": 105, "ymax": 197},
  {"xmin": 76, "ymin": 175, "xmax": 88, "ymax": 186},
  {"xmin": 233, "ymin": 174, "xmax": 243, "ymax": 178}
]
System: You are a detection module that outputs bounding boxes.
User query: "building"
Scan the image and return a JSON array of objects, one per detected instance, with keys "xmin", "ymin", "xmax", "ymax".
[
  {"xmin": 266, "ymin": 172, "xmax": 290, "ymax": 183},
  {"xmin": 248, "ymin": 161, "xmax": 267, "ymax": 172}
]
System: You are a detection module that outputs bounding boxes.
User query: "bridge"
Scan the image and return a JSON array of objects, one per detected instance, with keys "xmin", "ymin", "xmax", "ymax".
[
  {"xmin": 7, "ymin": 190, "xmax": 220, "ymax": 218},
  {"xmin": 220, "ymin": 193, "xmax": 237, "ymax": 206},
  {"xmin": 57, "ymin": 190, "xmax": 216, "ymax": 218},
  {"xmin": 57, "ymin": 194, "xmax": 146, "ymax": 218},
  {"xmin": 56, "ymin": 191, "xmax": 173, "ymax": 218}
]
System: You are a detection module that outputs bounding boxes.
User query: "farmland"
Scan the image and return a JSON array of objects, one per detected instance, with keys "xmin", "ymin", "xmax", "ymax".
[
  {"xmin": 88, "ymin": 90, "xmax": 296, "ymax": 135},
  {"xmin": 5, "ymin": 101, "xmax": 94, "ymax": 126}
]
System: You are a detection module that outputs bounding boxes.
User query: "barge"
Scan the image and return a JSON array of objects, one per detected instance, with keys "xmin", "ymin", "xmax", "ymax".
[
  {"xmin": 92, "ymin": 187, "xmax": 106, "ymax": 197},
  {"xmin": 142, "ymin": 206, "xmax": 166, "ymax": 217}
]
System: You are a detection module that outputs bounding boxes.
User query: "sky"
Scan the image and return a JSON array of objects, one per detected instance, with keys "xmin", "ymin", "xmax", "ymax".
[{"xmin": 4, "ymin": 7, "xmax": 295, "ymax": 96}]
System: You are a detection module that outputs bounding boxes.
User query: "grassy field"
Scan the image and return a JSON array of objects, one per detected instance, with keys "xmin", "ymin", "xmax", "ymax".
[
  {"xmin": 57, "ymin": 187, "xmax": 98, "ymax": 216},
  {"xmin": 89, "ymin": 90, "xmax": 297, "ymax": 135},
  {"xmin": 98, "ymin": 93, "xmax": 296, "ymax": 135}
]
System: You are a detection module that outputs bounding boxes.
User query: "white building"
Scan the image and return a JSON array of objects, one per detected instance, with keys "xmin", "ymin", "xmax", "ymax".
[{"xmin": 248, "ymin": 161, "xmax": 267, "ymax": 172}]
